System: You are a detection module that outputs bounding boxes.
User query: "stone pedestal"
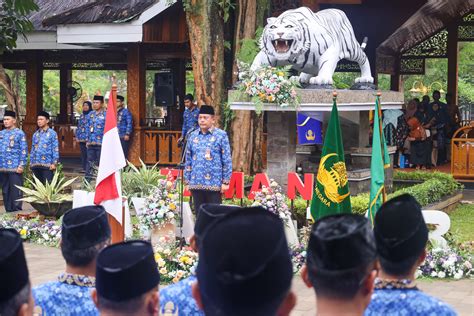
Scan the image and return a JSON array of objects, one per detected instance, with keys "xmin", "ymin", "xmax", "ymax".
[{"xmin": 267, "ymin": 112, "xmax": 296, "ymax": 189}]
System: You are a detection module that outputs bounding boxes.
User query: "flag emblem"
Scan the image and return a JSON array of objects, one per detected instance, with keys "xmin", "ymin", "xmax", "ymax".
[{"xmin": 317, "ymin": 153, "xmax": 350, "ymax": 205}]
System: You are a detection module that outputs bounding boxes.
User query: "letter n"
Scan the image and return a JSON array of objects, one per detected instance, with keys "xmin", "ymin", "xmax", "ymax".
[{"xmin": 287, "ymin": 173, "xmax": 314, "ymax": 201}]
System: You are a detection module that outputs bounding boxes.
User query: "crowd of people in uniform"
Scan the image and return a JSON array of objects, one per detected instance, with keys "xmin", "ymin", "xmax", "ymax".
[
  {"xmin": 0, "ymin": 193, "xmax": 457, "ymax": 315},
  {"xmin": 0, "ymin": 97, "xmax": 458, "ymax": 315},
  {"xmin": 76, "ymin": 95, "xmax": 132, "ymax": 181},
  {"xmin": 0, "ymin": 94, "xmax": 133, "ymax": 213},
  {"xmin": 0, "ymin": 110, "xmax": 59, "ymax": 213},
  {"xmin": 385, "ymin": 90, "xmax": 462, "ymax": 169}
]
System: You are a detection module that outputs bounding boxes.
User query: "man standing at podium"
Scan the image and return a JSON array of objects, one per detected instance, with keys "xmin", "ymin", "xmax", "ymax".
[{"xmin": 184, "ymin": 105, "xmax": 232, "ymax": 213}]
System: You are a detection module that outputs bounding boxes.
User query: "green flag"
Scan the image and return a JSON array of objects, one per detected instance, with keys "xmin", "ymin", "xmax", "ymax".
[
  {"xmin": 368, "ymin": 96, "xmax": 390, "ymax": 225},
  {"xmin": 310, "ymin": 97, "xmax": 351, "ymax": 220}
]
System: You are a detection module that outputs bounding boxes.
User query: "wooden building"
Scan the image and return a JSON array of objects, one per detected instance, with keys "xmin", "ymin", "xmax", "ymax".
[{"xmin": 0, "ymin": 0, "xmax": 472, "ymax": 169}]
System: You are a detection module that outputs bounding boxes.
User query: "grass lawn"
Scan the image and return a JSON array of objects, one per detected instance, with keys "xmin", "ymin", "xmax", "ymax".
[{"xmin": 449, "ymin": 203, "xmax": 474, "ymax": 251}]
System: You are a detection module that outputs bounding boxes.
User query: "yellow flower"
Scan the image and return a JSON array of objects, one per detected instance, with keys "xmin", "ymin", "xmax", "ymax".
[
  {"xmin": 176, "ymin": 270, "xmax": 185, "ymax": 278},
  {"xmin": 159, "ymin": 267, "xmax": 167, "ymax": 274},
  {"xmin": 154, "ymin": 253, "xmax": 162, "ymax": 261},
  {"xmin": 267, "ymin": 95, "xmax": 275, "ymax": 102},
  {"xmin": 167, "ymin": 193, "xmax": 174, "ymax": 199},
  {"xmin": 20, "ymin": 229, "xmax": 27, "ymax": 236},
  {"xmin": 278, "ymin": 72, "xmax": 284, "ymax": 77},
  {"xmin": 169, "ymin": 203, "xmax": 176, "ymax": 211},
  {"xmin": 172, "ymin": 277, "xmax": 180, "ymax": 283},
  {"xmin": 179, "ymin": 256, "xmax": 190, "ymax": 264}
]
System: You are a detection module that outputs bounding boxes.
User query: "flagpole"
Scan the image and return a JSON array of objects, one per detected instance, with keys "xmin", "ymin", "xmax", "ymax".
[{"xmin": 107, "ymin": 78, "xmax": 125, "ymax": 243}]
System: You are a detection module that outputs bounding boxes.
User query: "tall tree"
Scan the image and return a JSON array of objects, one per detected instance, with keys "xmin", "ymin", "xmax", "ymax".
[
  {"xmin": 184, "ymin": 1, "xmax": 229, "ymax": 119},
  {"xmin": 230, "ymin": 0, "xmax": 269, "ymax": 174},
  {"xmin": 0, "ymin": 0, "xmax": 38, "ymax": 113}
]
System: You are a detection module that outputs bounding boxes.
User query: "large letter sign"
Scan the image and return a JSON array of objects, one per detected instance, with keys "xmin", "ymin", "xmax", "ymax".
[{"xmin": 287, "ymin": 173, "xmax": 314, "ymax": 200}]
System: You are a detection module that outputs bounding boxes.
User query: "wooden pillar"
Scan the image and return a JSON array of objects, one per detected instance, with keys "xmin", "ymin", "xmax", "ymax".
[
  {"xmin": 58, "ymin": 64, "xmax": 72, "ymax": 124},
  {"xmin": 127, "ymin": 44, "xmax": 146, "ymax": 165},
  {"xmin": 390, "ymin": 56, "xmax": 402, "ymax": 92},
  {"xmin": 447, "ymin": 23, "xmax": 459, "ymax": 102},
  {"xmin": 24, "ymin": 53, "xmax": 43, "ymax": 144}
]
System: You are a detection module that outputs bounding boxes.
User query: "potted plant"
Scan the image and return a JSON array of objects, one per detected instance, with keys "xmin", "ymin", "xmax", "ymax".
[{"xmin": 16, "ymin": 172, "xmax": 77, "ymax": 218}]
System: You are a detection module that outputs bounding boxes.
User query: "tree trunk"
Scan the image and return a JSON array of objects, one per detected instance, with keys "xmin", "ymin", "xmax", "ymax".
[
  {"xmin": 0, "ymin": 64, "xmax": 19, "ymax": 111},
  {"xmin": 184, "ymin": 1, "xmax": 225, "ymax": 122},
  {"xmin": 230, "ymin": 0, "xmax": 267, "ymax": 174}
]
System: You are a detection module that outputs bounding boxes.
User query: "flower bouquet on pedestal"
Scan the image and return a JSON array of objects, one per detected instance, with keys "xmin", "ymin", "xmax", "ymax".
[
  {"xmin": 137, "ymin": 179, "xmax": 179, "ymax": 246},
  {"xmin": 251, "ymin": 180, "xmax": 298, "ymax": 246}
]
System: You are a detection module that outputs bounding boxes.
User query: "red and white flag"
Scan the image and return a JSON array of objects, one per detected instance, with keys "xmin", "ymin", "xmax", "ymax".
[{"xmin": 94, "ymin": 88, "xmax": 127, "ymax": 224}]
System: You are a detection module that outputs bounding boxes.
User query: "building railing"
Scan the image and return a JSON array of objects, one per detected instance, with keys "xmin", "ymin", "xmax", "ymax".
[{"xmin": 451, "ymin": 122, "xmax": 474, "ymax": 179}]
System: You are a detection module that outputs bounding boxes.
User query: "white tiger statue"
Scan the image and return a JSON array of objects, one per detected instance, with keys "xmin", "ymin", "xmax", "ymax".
[{"xmin": 251, "ymin": 7, "xmax": 374, "ymax": 86}]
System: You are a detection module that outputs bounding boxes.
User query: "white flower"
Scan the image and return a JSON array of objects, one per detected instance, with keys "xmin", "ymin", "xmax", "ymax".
[
  {"xmin": 431, "ymin": 271, "xmax": 438, "ymax": 277},
  {"xmin": 415, "ymin": 269, "xmax": 422, "ymax": 278},
  {"xmin": 437, "ymin": 271, "xmax": 446, "ymax": 278},
  {"xmin": 453, "ymin": 271, "xmax": 463, "ymax": 280},
  {"xmin": 464, "ymin": 261, "xmax": 473, "ymax": 270}
]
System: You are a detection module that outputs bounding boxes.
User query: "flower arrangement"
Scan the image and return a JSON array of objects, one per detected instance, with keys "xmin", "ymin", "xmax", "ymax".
[
  {"xmin": 290, "ymin": 243, "xmax": 307, "ymax": 274},
  {"xmin": 417, "ymin": 247, "xmax": 473, "ymax": 279},
  {"xmin": 0, "ymin": 216, "xmax": 61, "ymax": 247},
  {"xmin": 154, "ymin": 240, "xmax": 198, "ymax": 284},
  {"xmin": 251, "ymin": 180, "xmax": 292, "ymax": 221},
  {"xmin": 138, "ymin": 179, "xmax": 179, "ymax": 231},
  {"xmin": 238, "ymin": 62, "xmax": 300, "ymax": 113}
]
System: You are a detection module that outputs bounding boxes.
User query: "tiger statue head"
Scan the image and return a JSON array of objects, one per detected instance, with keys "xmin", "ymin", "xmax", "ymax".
[{"xmin": 260, "ymin": 14, "xmax": 311, "ymax": 61}]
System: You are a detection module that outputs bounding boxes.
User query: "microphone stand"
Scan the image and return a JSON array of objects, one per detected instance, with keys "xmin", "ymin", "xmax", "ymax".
[{"xmin": 177, "ymin": 127, "xmax": 197, "ymax": 248}]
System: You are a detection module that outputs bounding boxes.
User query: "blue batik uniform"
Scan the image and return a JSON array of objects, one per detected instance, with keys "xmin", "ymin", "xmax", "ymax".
[
  {"xmin": 0, "ymin": 128, "xmax": 27, "ymax": 212},
  {"xmin": 160, "ymin": 275, "xmax": 203, "ymax": 316},
  {"xmin": 76, "ymin": 113, "xmax": 89, "ymax": 171},
  {"xmin": 85, "ymin": 109, "xmax": 106, "ymax": 181},
  {"xmin": 182, "ymin": 107, "xmax": 199, "ymax": 139},
  {"xmin": 117, "ymin": 107, "xmax": 133, "ymax": 159},
  {"xmin": 33, "ymin": 273, "xmax": 98, "ymax": 316},
  {"xmin": 117, "ymin": 107, "xmax": 133, "ymax": 139},
  {"xmin": 365, "ymin": 279, "xmax": 456, "ymax": 316},
  {"xmin": 0, "ymin": 128, "xmax": 27, "ymax": 172},
  {"xmin": 76, "ymin": 113, "xmax": 89, "ymax": 143},
  {"xmin": 30, "ymin": 128, "xmax": 59, "ymax": 168},
  {"xmin": 184, "ymin": 127, "xmax": 232, "ymax": 191},
  {"xmin": 86, "ymin": 110, "xmax": 107, "ymax": 146}
]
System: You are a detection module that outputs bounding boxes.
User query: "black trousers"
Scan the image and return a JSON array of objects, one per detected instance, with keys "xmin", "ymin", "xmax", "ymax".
[
  {"xmin": 79, "ymin": 142, "xmax": 88, "ymax": 172},
  {"xmin": 191, "ymin": 190, "xmax": 222, "ymax": 213},
  {"xmin": 120, "ymin": 139, "xmax": 130, "ymax": 160},
  {"xmin": 0, "ymin": 172, "xmax": 23, "ymax": 212},
  {"xmin": 32, "ymin": 167, "xmax": 54, "ymax": 184},
  {"xmin": 86, "ymin": 145, "xmax": 102, "ymax": 181}
]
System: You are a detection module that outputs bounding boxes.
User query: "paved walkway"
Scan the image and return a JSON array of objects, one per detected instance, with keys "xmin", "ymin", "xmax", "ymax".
[{"xmin": 24, "ymin": 243, "xmax": 473, "ymax": 315}]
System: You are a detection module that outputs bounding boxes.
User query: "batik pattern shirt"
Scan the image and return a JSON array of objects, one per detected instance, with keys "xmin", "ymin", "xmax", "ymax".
[
  {"xmin": 33, "ymin": 273, "xmax": 99, "ymax": 316},
  {"xmin": 30, "ymin": 128, "xmax": 59, "ymax": 168},
  {"xmin": 184, "ymin": 127, "xmax": 232, "ymax": 191},
  {"xmin": 182, "ymin": 107, "xmax": 199, "ymax": 138},
  {"xmin": 86, "ymin": 110, "xmax": 107, "ymax": 146},
  {"xmin": 117, "ymin": 107, "xmax": 133, "ymax": 139},
  {"xmin": 0, "ymin": 128, "xmax": 27, "ymax": 172},
  {"xmin": 160, "ymin": 275, "xmax": 203, "ymax": 316},
  {"xmin": 365, "ymin": 279, "xmax": 456, "ymax": 316},
  {"xmin": 76, "ymin": 113, "xmax": 89, "ymax": 142}
]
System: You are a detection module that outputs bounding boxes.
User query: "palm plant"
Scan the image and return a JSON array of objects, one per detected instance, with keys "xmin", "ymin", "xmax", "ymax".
[
  {"xmin": 16, "ymin": 172, "xmax": 77, "ymax": 218},
  {"xmin": 122, "ymin": 159, "xmax": 165, "ymax": 199}
]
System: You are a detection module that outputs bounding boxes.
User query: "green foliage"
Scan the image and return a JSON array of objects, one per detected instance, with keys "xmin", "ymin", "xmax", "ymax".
[
  {"xmin": 351, "ymin": 172, "xmax": 462, "ymax": 215},
  {"xmin": 222, "ymin": 102, "xmax": 235, "ymax": 132},
  {"xmin": 16, "ymin": 172, "xmax": 76, "ymax": 203},
  {"xmin": 121, "ymin": 159, "xmax": 165, "ymax": 199},
  {"xmin": 43, "ymin": 70, "xmax": 60, "ymax": 114},
  {"xmin": 237, "ymin": 27, "xmax": 264, "ymax": 64},
  {"xmin": 0, "ymin": 0, "xmax": 39, "ymax": 54},
  {"xmin": 449, "ymin": 204, "xmax": 474, "ymax": 254}
]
